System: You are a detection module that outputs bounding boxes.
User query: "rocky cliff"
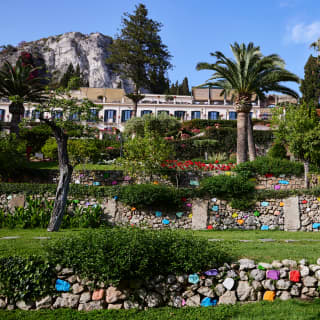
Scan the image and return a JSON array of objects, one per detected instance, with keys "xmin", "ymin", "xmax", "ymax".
[{"xmin": 0, "ymin": 32, "xmax": 132, "ymax": 90}]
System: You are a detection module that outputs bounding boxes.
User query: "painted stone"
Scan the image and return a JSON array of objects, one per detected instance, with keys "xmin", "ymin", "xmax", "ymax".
[
  {"xmin": 190, "ymin": 180, "xmax": 199, "ymax": 186},
  {"xmin": 186, "ymin": 203, "xmax": 192, "ymax": 207},
  {"xmin": 131, "ymin": 207, "xmax": 136, "ymax": 211},
  {"xmin": 162, "ymin": 219, "xmax": 170, "ymax": 225},
  {"xmin": 261, "ymin": 225, "xmax": 269, "ymax": 231},
  {"xmin": 212, "ymin": 206, "xmax": 219, "ymax": 212},
  {"xmin": 254, "ymin": 211, "xmax": 260, "ymax": 217},
  {"xmin": 232, "ymin": 213, "xmax": 238, "ymax": 218},
  {"xmin": 207, "ymin": 225, "xmax": 213, "ymax": 230},
  {"xmin": 204, "ymin": 269, "xmax": 218, "ymax": 276},
  {"xmin": 181, "ymin": 197, "xmax": 187, "ymax": 202},
  {"xmin": 263, "ymin": 291, "xmax": 275, "ymax": 301},
  {"xmin": 201, "ymin": 297, "xmax": 217, "ymax": 307},
  {"xmin": 267, "ymin": 270, "xmax": 280, "ymax": 280},
  {"xmin": 279, "ymin": 202, "xmax": 284, "ymax": 207},
  {"xmin": 188, "ymin": 214, "xmax": 193, "ymax": 219},
  {"xmin": 261, "ymin": 202, "xmax": 269, "ymax": 207},
  {"xmin": 93, "ymin": 182, "xmax": 100, "ymax": 186},
  {"xmin": 75, "ymin": 179, "xmax": 80, "ymax": 184},
  {"xmin": 211, "ymin": 198, "xmax": 217, "ymax": 202},
  {"xmin": 55, "ymin": 279, "xmax": 70, "ymax": 292},
  {"xmin": 124, "ymin": 176, "xmax": 131, "ymax": 181},
  {"xmin": 153, "ymin": 181, "xmax": 159, "ymax": 185},
  {"xmin": 306, "ymin": 208, "xmax": 311, "ymax": 212},
  {"xmin": 111, "ymin": 181, "xmax": 117, "ymax": 185},
  {"xmin": 113, "ymin": 196, "xmax": 118, "ymax": 200},
  {"xmin": 73, "ymin": 200, "xmax": 79, "ymax": 204},
  {"xmin": 176, "ymin": 212, "xmax": 184, "ymax": 218},
  {"xmin": 274, "ymin": 185, "xmax": 281, "ymax": 190},
  {"xmin": 265, "ymin": 173, "xmax": 273, "ymax": 178},
  {"xmin": 222, "ymin": 278, "xmax": 234, "ymax": 290},
  {"xmin": 225, "ymin": 172, "xmax": 231, "ymax": 176},
  {"xmin": 258, "ymin": 265, "xmax": 266, "ymax": 270},
  {"xmin": 237, "ymin": 219, "xmax": 244, "ymax": 225},
  {"xmin": 289, "ymin": 270, "xmax": 301, "ymax": 283},
  {"xmin": 188, "ymin": 274, "xmax": 200, "ymax": 284},
  {"xmin": 317, "ymin": 197, "xmax": 320, "ymax": 202},
  {"xmin": 302, "ymin": 200, "xmax": 308, "ymax": 204},
  {"xmin": 278, "ymin": 180, "xmax": 289, "ymax": 185},
  {"xmin": 155, "ymin": 211, "xmax": 162, "ymax": 217},
  {"xmin": 312, "ymin": 223, "xmax": 320, "ymax": 229},
  {"xmin": 274, "ymin": 210, "xmax": 281, "ymax": 216}
]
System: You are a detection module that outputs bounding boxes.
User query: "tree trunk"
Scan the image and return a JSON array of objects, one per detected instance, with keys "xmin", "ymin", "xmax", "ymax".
[
  {"xmin": 304, "ymin": 160, "xmax": 310, "ymax": 189},
  {"xmin": 47, "ymin": 128, "xmax": 73, "ymax": 232},
  {"xmin": 9, "ymin": 102, "xmax": 24, "ymax": 136},
  {"xmin": 132, "ymin": 100, "xmax": 138, "ymax": 118},
  {"xmin": 237, "ymin": 112, "xmax": 248, "ymax": 164},
  {"xmin": 247, "ymin": 115, "xmax": 257, "ymax": 161}
]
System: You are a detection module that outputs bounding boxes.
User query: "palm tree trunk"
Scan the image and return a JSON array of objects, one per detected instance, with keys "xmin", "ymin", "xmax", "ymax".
[
  {"xmin": 247, "ymin": 114, "xmax": 256, "ymax": 161},
  {"xmin": 9, "ymin": 102, "xmax": 24, "ymax": 136},
  {"xmin": 237, "ymin": 112, "xmax": 248, "ymax": 164},
  {"xmin": 47, "ymin": 127, "xmax": 73, "ymax": 232}
]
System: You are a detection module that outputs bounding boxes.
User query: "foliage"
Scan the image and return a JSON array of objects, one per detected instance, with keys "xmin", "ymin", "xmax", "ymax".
[
  {"xmin": 183, "ymin": 119, "xmax": 237, "ymax": 129},
  {"xmin": 106, "ymin": 4, "xmax": 172, "ymax": 100},
  {"xmin": 0, "ymin": 256, "xmax": 55, "ymax": 303},
  {"xmin": 46, "ymin": 228, "xmax": 232, "ymax": 285},
  {"xmin": 124, "ymin": 113, "xmax": 181, "ymax": 137},
  {"xmin": 168, "ymin": 77, "xmax": 191, "ymax": 95},
  {"xmin": 300, "ymin": 55, "xmax": 320, "ymax": 108},
  {"xmin": 267, "ymin": 141, "xmax": 288, "ymax": 159},
  {"xmin": 234, "ymin": 157, "xmax": 304, "ymax": 178},
  {"xmin": 59, "ymin": 63, "xmax": 87, "ymax": 89}
]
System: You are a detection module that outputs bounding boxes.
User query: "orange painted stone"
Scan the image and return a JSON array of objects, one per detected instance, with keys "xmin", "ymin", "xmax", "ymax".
[
  {"xmin": 92, "ymin": 289, "xmax": 105, "ymax": 301},
  {"xmin": 237, "ymin": 219, "xmax": 244, "ymax": 225},
  {"xmin": 263, "ymin": 291, "xmax": 275, "ymax": 301},
  {"xmin": 279, "ymin": 202, "xmax": 284, "ymax": 207}
]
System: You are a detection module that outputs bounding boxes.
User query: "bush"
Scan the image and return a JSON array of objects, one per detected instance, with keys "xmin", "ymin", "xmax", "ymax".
[
  {"xmin": 182, "ymin": 119, "xmax": 237, "ymax": 130},
  {"xmin": 0, "ymin": 256, "xmax": 55, "ymax": 303},
  {"xmin": 234, "ymin": 157, "xmax": 304, "ymax": 178},
  {"xmin": 46, "ymin": 228, "xmax": 232, "ymax": 285},
  {"xmin": 267, "ymin": 142, "xmax": 288, "ymax": 159}
]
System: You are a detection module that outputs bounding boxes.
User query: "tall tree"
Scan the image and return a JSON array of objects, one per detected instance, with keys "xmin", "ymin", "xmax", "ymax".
[
  {"xmin": 106, "ymin": 3, "xmax": 172, "ymax": 116},
  {"xmin": 0, "ymin": 56, "xmax": 46, "ymax": 135},
  {"xmin": 300, "ymin": 55, "xmax": 320, "ymax": 108},
  {"xmin": 180, "ymin": 77, "xmax": 190, "ymax": 95},
  {"xmin": 196, "ymin": 42, "xmax": 299, "ymax": 164}
]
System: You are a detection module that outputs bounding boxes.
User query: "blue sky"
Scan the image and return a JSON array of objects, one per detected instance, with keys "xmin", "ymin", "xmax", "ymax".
[{"xmin": 1, "ymin": 0, "xmax": 320, "ymax": 93}]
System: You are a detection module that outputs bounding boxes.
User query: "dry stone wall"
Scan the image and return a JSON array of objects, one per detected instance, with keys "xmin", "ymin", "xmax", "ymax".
[{"xmin": 2, "ymin": 257, "xmax": 320, "ymax": 311}]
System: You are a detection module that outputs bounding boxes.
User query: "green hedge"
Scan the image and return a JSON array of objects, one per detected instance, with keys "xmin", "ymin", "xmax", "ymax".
[
  {"xmin": 46, "ymin": 229, "xmax": 232, "ymax": 285},
  {"xmin": 183, "ymin": 119, "xmax": 237, "ymax": 129}
]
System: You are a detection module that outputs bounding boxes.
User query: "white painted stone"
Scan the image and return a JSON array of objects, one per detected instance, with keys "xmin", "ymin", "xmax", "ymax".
[{"xmin": 223, "ymin": 278, "xmax": 235, "ymax": 290}]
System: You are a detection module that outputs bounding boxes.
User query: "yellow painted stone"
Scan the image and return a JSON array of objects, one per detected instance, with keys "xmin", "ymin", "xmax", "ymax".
[
  {"xmin": 225, "ymin": 171, "xmax": 231, "ymax": 176},
  {"xmin": 263, "ymin": 291, "xmax": 275, "ymax": 301},
  {"xmin": 317, "ymin": 197, "xmax": 320, "ymax": 202},
  {"xmin": 188, "ymin": 213, "xmax": 193, "ymax": 219},
  {"xmin": 249, "ymin": 178, "xmax": 256, "ymax": 182},
  {"xmin": 232, "ymin": 213, "xmax": 238, "ymax": 218},
  {"xmin": 279, "ymin": 202, "xmax": 284, "ymax": 207}
]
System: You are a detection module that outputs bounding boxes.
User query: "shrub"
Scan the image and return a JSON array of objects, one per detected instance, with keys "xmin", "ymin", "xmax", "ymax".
[
  {"xmin": 46, "ymin": 229, "xmax": 232, "ymax": 285},
  {"xmin": 0, "ymin": 256, "xmax": 55, "ymax": 303},
  {"xmin": 267, "ymin": 142, "xmax": 288, "ymax": 159},
  {"xmin": 234, "ymin": 157, "xmax": 304, "ymax": 178}
]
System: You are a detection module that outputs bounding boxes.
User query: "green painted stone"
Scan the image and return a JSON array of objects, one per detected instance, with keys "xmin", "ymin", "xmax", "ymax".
[
  {"xmin": 258, "ymin": 265, "xmax": 266, "ymax": 270},
  {"xmin": 254, "ymin": 211, "xmax": 260, "ymax": 217},
  {"xmin": 73, "ymin": 200, "xmax": 79, "ymax": 204}
]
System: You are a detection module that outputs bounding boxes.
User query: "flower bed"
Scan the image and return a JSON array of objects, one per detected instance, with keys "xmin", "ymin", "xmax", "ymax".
[{"xmin": 161, "ymin": 160, "xmax": 235, "ymax": 172}]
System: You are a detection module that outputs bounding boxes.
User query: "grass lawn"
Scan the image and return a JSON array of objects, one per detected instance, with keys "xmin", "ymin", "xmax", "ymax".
[
  {"xmin": 0, "ymin": 300, "xmax": 319, "ymax": 320},
  {"xmin": 26, "ymin": 162, "xmax": 122, "ymax": 171},
  {"xmin": 1, "ymin": 228, "xmax": 320, "ymax": 263}
]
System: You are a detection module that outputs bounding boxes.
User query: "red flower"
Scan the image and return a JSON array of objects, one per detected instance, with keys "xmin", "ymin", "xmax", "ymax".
[{"xmin": 215, "ymin": 160, "xmax": 219, "ymax": 164}]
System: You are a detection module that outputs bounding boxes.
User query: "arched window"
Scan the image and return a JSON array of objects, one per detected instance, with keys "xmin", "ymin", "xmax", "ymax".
[
  {"xmin": 191, "ymin": 111, "xmax": 201, "ymax": 119},
  {"xmin": 104, "ymin": 110, "xmax": 117, "ymax": 122},
  {"xmin": 121, "ymin": 110, "xmax": 132, "ymax": 122},
  {"xmin": 208, "ymin": 111, "xmax": 219, "ymax": 120}
]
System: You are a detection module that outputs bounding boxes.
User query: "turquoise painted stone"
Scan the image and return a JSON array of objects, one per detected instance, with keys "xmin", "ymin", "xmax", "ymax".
[
  {"xmin": 93, "ymin": 181, "xmax": 100, "ymax": 186},
  {"xmin": 155, "ymin": 211, "xmax": 162, "ymax": 217},
  {"xmin": 162, "ymin": 219, "xmax": 170, "ymax": 225},
  {"xmin": 312, "ymin": 223, "xmax": 320, "ymax": 229},
  {"xmin": 212, "ymin": 205, "xmax": 219, "ymax": 212},
  {"xmin": 261, "ymin": 202, "xmax": 269, "ymax": 207},
  {"xmin": 188, "ymin": 273, "xmax": 200, "ymax": 284},
  {"xmin": 261, "ymin": 225, "xmax": 269, "ymax": 230},
  {"xmin": 55, "ymin": 279, "xmax": 70, "ymax": 292},
  {"xmin": 278, "ymin": 180, "xmax": 289, "ymax": 185},
  {"xmin": 201, "ymin": 297, "xmax": 217, "ymax": 307},
  {"xmin": 190, "ymin": 180, "xmax": 199, "ymax": 186},
  {"xmin": 176, "ymin": 212, "xmax": 184, "ymax": 218}
]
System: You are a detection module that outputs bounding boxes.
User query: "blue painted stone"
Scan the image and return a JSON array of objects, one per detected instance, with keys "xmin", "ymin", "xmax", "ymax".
[
  {"xmin": 261, "ymin": 202, "xmax": 269, "ymax": 207},
  {"xmin": 176, "ymin": 212, "xmax": 184, "ymax": 218},
  {"xmin": 204, "ymin": 269, "xmax": 218, "ymax": 276},
  {"xmin": 55, "ymin": 279, "xmax": 70, "ymax": 292},
  {"xmin": 278, "ymin": 180, "xmax": 289, "ymax": 185},
  {"xmin": 155, "ymin": 211, "xmax": 162, "ymax": 217},
  {"xmin": 201, "ymin": 297, "xmax": 217, "ymax": 307},
  {"xmin": 312, "ymin": 223, "xmax": 320, "ymax": 229},
  {"xmin": 261, "ymin": 225, "xmax": 269, "ymax": 231},
  {"xmin": 190, "ymin": 180, "xmax": 199, "ymax": 186},
  {"xmin": 93, "ymin": 181, "xmax": 101, "ymax": 186},
  {"xmin": 212, "ymin": 205, "xmax": 219, "ymax": 212},
  {"xmin": 113, "ymin": 196, "xmax": 118, "ymax": 200},
  {"xmin": 188, "ymin": 273, "xmax": 200, "ymax": 284},
  {"xmin": 162, "ymin": 219, "xmax": 170, "ymax": 225}
]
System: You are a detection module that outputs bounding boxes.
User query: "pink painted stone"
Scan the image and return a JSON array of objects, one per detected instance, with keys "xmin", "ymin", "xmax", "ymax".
[
  {"xmin": 92, "ymin": 289, "xmax": 105, "ymax": 301},
  {"xmin": 182, "ymin": 299, "xmax": 186, "ymax": 306},
  {"xmin": 186, "ymin": 203, "xmax": 192, "ymax": 207},
  {"xmin": 274, "ymin": 211, "xmax": 281, "ymax": 216},
  {"xmin": 267, "ymin": 270, "xmax": 280, "ymax": 280},
  {"xmin": 274, "ymin": 185, "xmax": 281, "ymax": 190},
  {"xmin": 112, "ymin": 181, "xmax": 117, "ymax": 185}
]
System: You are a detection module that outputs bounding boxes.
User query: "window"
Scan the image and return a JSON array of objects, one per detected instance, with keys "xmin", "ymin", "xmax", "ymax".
[
  {"xmin": 69, "ymin": 112, "xmax": 80, "ymax": 121},
  {"xmin": 89, "ymin": 109, "xmax": 98, "ymax": 122},
  {"xmin": 24, "ymin": 110, "xmax": 30, "ymax": 118},
  {"xmin": 52, "ymin": 111, "xmax": 63, "ymax": 120},
  {"xmin": 121, "ymin": 110, "xmax": 132, "ymax": 122},
  {"xmin": 174, "ymin": 111, "xmax": 186, "ymax": 119},
  {"xmin": 191, "ymin": 111, "xmax": 201, "ymax": 119},
  {"xmin": 0, "ymin": 109, "xmax": 5, "ymax": 121},
  {"xmin": 208, "ymin": 111, "xmax": 219, "ymax": 120},
  {"xmin": 229, "ymin": 111, "xmax": 237, "ymax": 120},
  {"xmin": 31, "ymin": 110, "xmax": 42, "ymax": 120},
  {"xmin": 249, "ymin": 112, "xmax": 253, "ymax": 119},
  {"xmin": 104, "ymin": 110, "xmax": 117, "ymax": 122},
  {"xmin": 157, "ymin": 110, "xmax": 169, "ymax": 115},
  {"xmin": 141, "ymin": 110, "xmax": 152, "ymax": 116}
]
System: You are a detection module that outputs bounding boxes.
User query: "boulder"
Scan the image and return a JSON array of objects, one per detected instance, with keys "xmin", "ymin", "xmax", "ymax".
[
  {"xmin": 282, "ymin": 260, "xmax": 297, "ymax": 268},
  {"xmin": 79, "ymin": 292, "xmax": 91, "ymax": 304},
  {"xmin": 145, "ymin": 292, "xmax": 162, "ymax": 308},
  {"xmin": 250, "ymin": 269, "xmax": 265, "ymax": 281},
  {"xmin": 124, "ymin": 300, "xmax": 140, "ymax": 309},
  {"xmin": 16, "ymin": 300, "xmax": 33, "ymax": 311},
  {"xmin": 236, "ymin": 281, "xmax": 252, "ymax": 301},
  {"xmin": 197, "ymin": 286, "xmax": 215, "ymax": 298},
  {"xmin": 72, "ymin": 283, "xmax": 85, "ymax": 295},
  {"xmin": 35, "ymin": 296, "xmax": 52, "ymax": 309},
  {"xmin": 108, "ymin": 303, "xmax": 122, "ymax": 310},
  {"xmin": 186, "ymin": 294, "xmax": 201, "ymax": 307},
  {"xmin": 303, "ymin": 276, "xmax": 317, "ymax": 287},
  {"xmin": 262, "ymin": 280, "xmax": 275, "ymax": 291},
  {"xmin": 300, "ymin": 266, "xmax": 310, "ymax": 277},
  {"xmin": 272, "ymin": 260, "xmax": 283, "ymax": 269},
  {"xmin": 218, "ymin": 291, "xmax": 237, "ymax": 305},
  {"xmin": 279, "ymin": 291, "xmax": 291, "ymax": 301},
  {"xmin": 0, "ymin": 299, "xmax": 6, "ymax": 309},
  {"xmin": 92, "ymin": 289, "xmax": 104, "ymax": 301},
  {"xmin": 214, "ymin": 284, "xmax": 226, "ymax": 296},
  {"xmin": 276, "ymin": 279, "xmax": 291, "ymax": 290},
  {"xmin": 53, "ymin": 293, "xmax": 79, "ymax": 309},
  {"xmin": 222, "ymin": 278, "xmax": 235, "ymax": 290},
  {"xmin": 78, "ymin": 300, "xmax": 105, "ymax": 311},
  {"xmin": 239, "ymin": 259, "xmax": 255, "ymax": 270}
]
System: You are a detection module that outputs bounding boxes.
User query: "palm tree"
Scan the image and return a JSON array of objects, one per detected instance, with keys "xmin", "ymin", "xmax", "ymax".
[
  {"xmin": 196, "ymin": 42, "xmax": 299, "ymax": 163},
  {"xmin": 0, "ymin": 57, "xmax": 46, "ymax": 135}
]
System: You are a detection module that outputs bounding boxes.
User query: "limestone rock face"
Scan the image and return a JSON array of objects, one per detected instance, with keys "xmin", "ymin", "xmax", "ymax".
[{"xmin": 0, "ymin": 32, "xmax": 132, "ymax": 90}]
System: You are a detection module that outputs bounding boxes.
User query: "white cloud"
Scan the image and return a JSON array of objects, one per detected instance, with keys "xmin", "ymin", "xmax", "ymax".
[{"xmin": 287, "ymin": 21, "xmax": 320, "ymax": 44}]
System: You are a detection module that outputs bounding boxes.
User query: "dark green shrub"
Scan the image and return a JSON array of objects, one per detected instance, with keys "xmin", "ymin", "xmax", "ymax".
[
  {"xmin": 0, "ymin": 256, "xmax": 55, "ymax": 303},
  {"xmin": 267, "ymin": 142, "xmax": 288, "ymax": 159},
  {"xmin": 182, "ymin": 119, "xmax": 237, "ymax": 129},
  {"xmin": 234, "ymin": 157, "xmax": 304, "ymax": 177},
  {"xmin": 46, "ymin": 229, "xmax": 232, "ymax": 284}
]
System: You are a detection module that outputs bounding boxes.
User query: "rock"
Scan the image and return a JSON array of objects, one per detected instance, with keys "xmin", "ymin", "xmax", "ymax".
[
  {"xmin": 239, "ymin": 259, "xmax": 255, "ymax": 270},
  {"xmin": 300, "ymin": 266, "xmax": 310, "ymax": 277},
  {"xmin": 197, "ymin": 286, "xmax": 215, "ymax": 298},
  {"xmin": 92, "ymin": 289, "xmax": 104, "ymax": 301},
  {"xmin": 145, "ymin": 292, "xmax": 162, "ymax": 308},
  {"xmin": 290, "ymin": 285, "xmax": 301, "ymax": 296},
  {"xmin": 214, "ymin": 284, "xmax": 226, "ymax": 296},
  {"xmin": 204, "ymin": 278, "xmax": 213, "ymax": 287},
  {"xmin": 251, "ymin": 280, "xmax": 263, "ymax": 291},
  {"xmin": 303, "ymin": 276, "xmax": 317, "ymax": 287},
  {"xmin": 299, "ymin": 259, "xmax": 308, "ymax": 266},
  {"xmin": 154, "ymin": 283, "xmax": 167, "ymax": 296},
  {"xmin": 282, "ymin": 260, "xmax": 297, "ymax": 268},
  {"xmin": 258, "ymin": 263, "xmax": 272, "ymax": 269},
  {"xmin": 186, "ymin": 294, "xmax": 200, "ymax": 307},
  {"xmin": 218, "ymin": 291, "xmax": 237, "ymax": 305},
  {"xmin": 315, "ymin": 270, "xmax": 320, "ymax": 280},
  {"xmin": 182, "ymin": 290, "xmax": 194, "ymax": 298},
  {"xmin": 78, "ymin": 300, "xmax": 105, "ymax": 311},
  {"xmin": 236, "ymin": 281, "xmax": 252, "ymax": 301},
  {"xmin": 36, "ymin": 296, "xmax": 52, "ymax": 309},
  {"xmin": 167, "ymin": 275, "xmax": 176, "ymax": 284},
  {"xmin": 177, "ymin": 275, "xmax": 188, "ymax": 284},
  {"xmin": 169, "ymin": 283, "xmax": 181, "ymax": 292},
  {"xmin": 305, "ymin": 288, "xmax": 319, "ymax": 298},
  {"xmin": 6, "ymin": 305, "xmax": 15, "ymax": 310},
  {"xmin": 239, "ymin": 271, "xmax": 248, "ymax": 281},
  {"xmin": 279, "ymin": 291, "xmax": 291, "ymax": 301},
  {"xmin": 67, "ymin": 275, "xmax": 77, "ymax": 284},
  {"xmin": 169, "ymin": 295, "xmax": 183, "ymax": 308},
  {"xmin": 124, "ymin": 300, "xmax": 140, "ymax": 309},
  {"xmin": 106, "ymin": 286, "xmax": 127, "ymax": 304},
  {"xmin": 72, "ymin": 283, "xmax": 85, "ymax": 295},
  {"xmin": 136, "ymin": 288, "xmax": 147, "ymax": 300},
  {"xmin": 262, "ymin": 280, "xmax": 275, "ymax": 291},
  {"xmin": 250, "ymin": 269, "xmax": 265, "ymax": 281},
  {"xmin": 227, "ymin": 270, "xmax": 237, "ymax": 278},
  {"xmin": 317, "ymin": 258, "xmax": 320, "ymax": 266},
  {"xmin": 222, "ymin": 278, "xmax": 235, "ymax": 290},
  {"xmin": 53, "ymin": 293, "xmax": 79, "ymax": 309},
  {"xmin": 16, "ymin": 300, "xmax": 33, "ymax": 311},
  {"xmin": 272, "ymin": 260, "xmax": 283, "ymax": 269},
  {"xmin": 61, "ymin": 268, "xmax": 74, "ymax": 276},
  {"xmin": 279, "ymin": 269, "xmax": 288, "ymax": 279},
  {"xmin": 0, "ymin": 299, "xmax": 6, "ymax": 309},
  {"xmin": 154, "ymin": 275, "xmax": 165, "ymax": 283},
  {"xmin": 276, "ymin": 279, "xmax": 291, "ymax": 290},
  {"xmin": 108, "ymin": 303, "xmax": 122, "ymax": 310},
  {"xmin": 79, "ymin": 292, "xmax": 91, "ymax": 304},
  {"xmin": 309, "ymin": 264, "xmax": 320, "ymax": 273}
]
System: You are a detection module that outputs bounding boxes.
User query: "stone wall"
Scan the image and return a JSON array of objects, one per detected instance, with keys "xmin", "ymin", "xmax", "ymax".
[
  {"xmin": 2, "ymin": 257, "xmax": 320, "ymax": 311},
  {"xmin": 1, "ymin": 194, "xmax": 320, "ymax": 231}
]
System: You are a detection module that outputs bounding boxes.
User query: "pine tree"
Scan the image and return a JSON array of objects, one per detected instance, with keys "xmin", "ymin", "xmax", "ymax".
[
  {"xmin": 180, "ymin": 77, "xmax": 190, "ymax": 95},
  {"xmin": 300, "ymin": 55, "xmax": 320, "ymax": 108},
  {"xmin": 106, "ymin": 3, "xmax": 172, "ymax": 116},
  {"xmin": 60, "ymin": 63, "xmax": 75, "ymax": 88}
]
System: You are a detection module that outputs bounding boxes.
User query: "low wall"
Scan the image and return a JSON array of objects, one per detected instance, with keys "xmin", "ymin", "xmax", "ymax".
[
  {"xmin": 1, "ymin": 194, "xmax": 320, "ymax": 231},
  {"xmin": 2, "ymin": 257, "xmax": 320, "ymax": 311}
]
